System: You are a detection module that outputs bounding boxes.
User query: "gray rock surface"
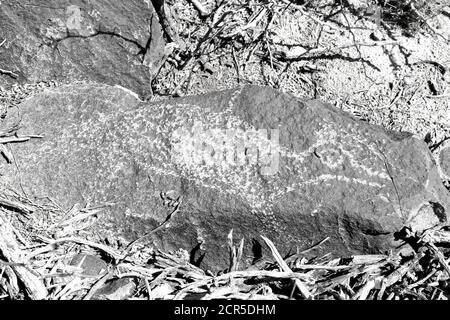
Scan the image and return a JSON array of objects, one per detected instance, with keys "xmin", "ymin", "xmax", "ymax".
[
  {"xmin": 0, "ymin": 0, "xmax": 164, "ymax": 98},
  {"xmin": 93, "ymin": 278, "xmax": 136, "ymax": 300},
  {"xmin": 436, "ymin": 139, "xmax": 450, "ymax": 182},
  {"xmin": 69, "ymin": 253, "xmax": 108, "ymax": 277},
  {"xmin": 2, "ymin": 84, "xmax": 449, "ymax": 270}
]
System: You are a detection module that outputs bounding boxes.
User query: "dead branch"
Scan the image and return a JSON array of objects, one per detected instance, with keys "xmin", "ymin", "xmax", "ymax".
[
  {"xmin": 279, "ymin": 0, "xmax": 340, "ymax": 31},
  {"xmin": 0, "ymin": 196, "xmax": 35, "ymax": 214}
]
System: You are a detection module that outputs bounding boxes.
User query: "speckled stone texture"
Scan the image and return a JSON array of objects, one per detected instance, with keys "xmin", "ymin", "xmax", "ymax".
[
  {"xmin": 0, "ymin": 0, "xmax": 164, "ymax": 97},
  {"xmin": 2, "ymin": 84, "xmax": 450, "ymax": 270},
  {"xmin": 436, "ymin": 139, "xmax": 450, "ymax": 181}
]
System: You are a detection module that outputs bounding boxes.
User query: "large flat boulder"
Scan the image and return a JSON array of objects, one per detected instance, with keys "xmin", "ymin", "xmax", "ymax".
[
  {"xmin": 0, "ymin": 0, "xmax": 164, "ymax": 98},
  {"xmin": 1, "ymin": 84, "xmax": 449, "ymax": 270}
]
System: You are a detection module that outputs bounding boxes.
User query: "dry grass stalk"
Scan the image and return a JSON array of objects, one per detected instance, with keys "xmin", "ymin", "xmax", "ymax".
[{"xmin": 1, "ymin": 189, "xmax": 450, "ymax": 300}]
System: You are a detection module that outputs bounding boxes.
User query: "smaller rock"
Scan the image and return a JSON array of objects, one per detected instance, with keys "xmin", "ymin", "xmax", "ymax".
[
  {"xmin": 69, "ymin": 254, "xmax": 108, "ymax": 277},
  {"xmin": 93, "ymin": 278, "xmax": 136, "ymax": 300},
  {"xmin": 437, "ymin": 140, "xmax": 450, "ymax": 180}
]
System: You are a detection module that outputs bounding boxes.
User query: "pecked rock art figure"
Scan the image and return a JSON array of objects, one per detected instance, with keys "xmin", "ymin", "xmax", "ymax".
[{"xmin": 1, "ymin": 84, "xmax": 449, "ymax": 270}]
